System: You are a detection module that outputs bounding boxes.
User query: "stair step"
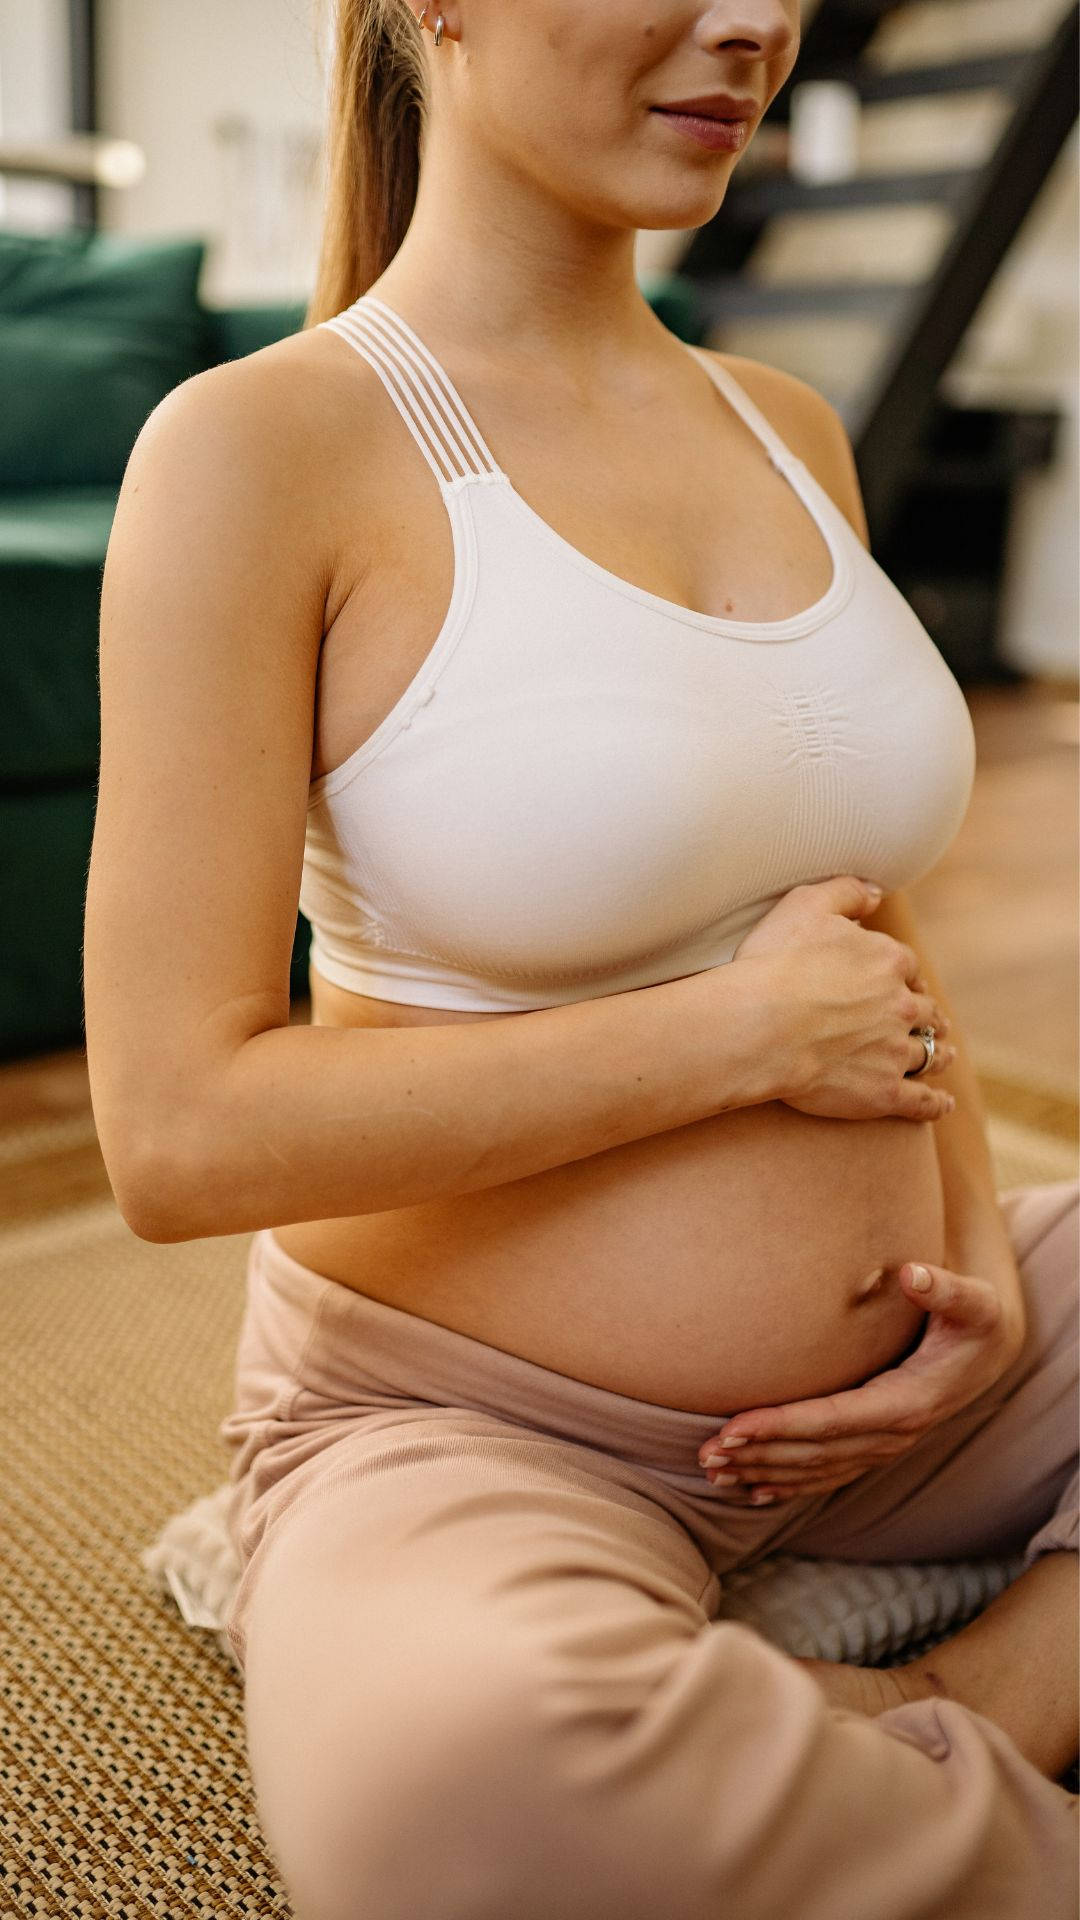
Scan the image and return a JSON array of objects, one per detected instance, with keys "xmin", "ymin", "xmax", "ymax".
[
  {"xmin": 835, "ymin": 0, "xmax": 957, "ymax": 18},
  {"xmin": 723, "ymin": 166, "xmax": 978, "ymax": 219},
  {"xmin": 693, "ymin": 279, "xmax": 912, "ymax": 321},
  {"xmin": 753, "ymin": 203, "xmax": 953, "ymax": 283},
  {"xmin": 804, "ymin": 50, "xmax": 1027, "ymax": 102},
  {"xmin": 907, "ymin": 453, "xmax": 1050, "ymax": 487},
  {"xmin": 910, "ymin": 405, "xmax": 1060, "ymax": 483},
  {"xmin": 868, "ymin": 0, "xmax": 1069, "ymax": 70}
]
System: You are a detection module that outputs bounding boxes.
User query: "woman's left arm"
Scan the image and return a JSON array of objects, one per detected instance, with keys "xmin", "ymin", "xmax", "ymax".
[
  {"xmin": 752, "ymin": 367, "xmax": 1026, "ymax": 1350},
  {"xmin": 693, "ymin": 369, "xmax": 1026, "ymax": 1497},
  {"xmin": 697, "ymin": 903, "xmax": 1028, "ymax": 1500},
  {"xmin": 859, "ymin": 885, "xmax": 1025, "ymax": 1347}
]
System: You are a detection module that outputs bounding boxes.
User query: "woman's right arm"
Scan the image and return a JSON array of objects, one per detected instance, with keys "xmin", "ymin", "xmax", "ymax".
[{"xmin": 84, "ymin": 362, "xmax": 953, "ymax": 1245}]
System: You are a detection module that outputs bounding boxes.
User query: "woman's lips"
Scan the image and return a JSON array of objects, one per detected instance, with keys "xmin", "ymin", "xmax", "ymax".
[{"xmin": 651, "ymin": 108, "xmax": 750, "ymax": 152}]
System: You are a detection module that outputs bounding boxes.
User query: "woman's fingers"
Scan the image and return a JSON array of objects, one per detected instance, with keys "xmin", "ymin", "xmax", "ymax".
[
  {"xmin": 899, "ymin": 1262, "xmax": 1003, "ymax": 1331},
  {"xmin": 710, "ymin": 1457, "xmax": 895, "ymax": 1488},
  {"xmin": 697, "ymin": 1370, "xmax": 929, "ymax": 1464},
  {"xmin": 711, "ymin": 1468, "xmax": 872, "ymax": 1502},
  {"xmin": 697, "ymin": 1262, "xmax": 1003, "ymax": 1473},
  {"xmin": 703, "ymin": 1430, "xmax": 903, "ymax": 1472}
]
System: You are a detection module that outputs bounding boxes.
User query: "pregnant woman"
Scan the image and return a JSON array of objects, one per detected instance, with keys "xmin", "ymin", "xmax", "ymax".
[{"xmin": 84, "ymin": 1, "xmax": 1078, "ymax": 1914}]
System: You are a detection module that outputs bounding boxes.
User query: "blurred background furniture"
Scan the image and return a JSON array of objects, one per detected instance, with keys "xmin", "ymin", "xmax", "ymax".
[{"xmin": 0, "ymin": 228, "xmax": 304, "ymax": 1060}]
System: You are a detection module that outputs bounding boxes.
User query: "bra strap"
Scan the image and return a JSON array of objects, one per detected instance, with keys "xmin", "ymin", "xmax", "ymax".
[
  {"xmin": 319, "ymin": 295, "xmax": 501, "ymax": 487},
  {"xmin": 684, "ymin": 344, "xmax": 803, "ymax": 475}
]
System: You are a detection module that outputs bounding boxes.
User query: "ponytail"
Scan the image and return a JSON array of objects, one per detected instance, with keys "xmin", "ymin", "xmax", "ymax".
[{"xmin": 305, "ymin": 0, "xmax": 426, "ymax": 327}]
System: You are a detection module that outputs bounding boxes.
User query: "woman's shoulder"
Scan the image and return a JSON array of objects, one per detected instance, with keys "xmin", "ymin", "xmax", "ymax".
[
  {"xmin": 138, "ymin": 322, "xmax": 408, "ymax": 561},
  {"xmin": 156, "ymin": 322, "xmax": 399, "ymax": 463},
  {"xmin": 697, "ymin": 348, "xmax": 842, "ymax": 452},
  {"xmin": 694, "ymin": 347, "xmax": 869, "ymax": 541},
  {"xmin": 134, "ymin": 325, "xmax": 363, "ymax": 493}
]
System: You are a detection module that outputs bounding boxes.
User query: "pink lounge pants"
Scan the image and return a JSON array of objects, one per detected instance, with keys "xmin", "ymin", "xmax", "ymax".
[{"xmin": 219, "ymin": 1179, "xmax": 1079, "ymax": 1920}]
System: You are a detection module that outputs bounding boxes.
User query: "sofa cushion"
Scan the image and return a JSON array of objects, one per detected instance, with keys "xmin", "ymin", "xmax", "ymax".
[
  {"xmin": 0, "ymin": 489, "xmax": 117, "ymax": 783},
  {"xmin": 0, "ymin": 782, "xmax": 97, "ymax": 1056},
  {"xmin": 202, "ymin": 301, "xmax": 308, "ymax": 364},
  {"xmin": 0, "ymin": 229, "xmax": 208, "ymax": 490},
  {"xmin": 0, "ymin": 776, "xmax": 313, "ymax": 1060}
]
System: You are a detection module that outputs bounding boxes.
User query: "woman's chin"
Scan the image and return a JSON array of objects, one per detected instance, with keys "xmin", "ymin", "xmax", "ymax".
[{"xmin": 628, "ymin": 181, "xmax": 738, "ymax": 238}]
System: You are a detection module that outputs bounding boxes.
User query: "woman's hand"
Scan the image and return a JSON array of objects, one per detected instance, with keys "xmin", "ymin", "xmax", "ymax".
[
  {"xmin": 730, "ymin": 878, "xmax": 958, "ymax": 1124},
  {"xmin": 698, "ymin": 1261, "xmax": 1025, "ymax": 1502}
]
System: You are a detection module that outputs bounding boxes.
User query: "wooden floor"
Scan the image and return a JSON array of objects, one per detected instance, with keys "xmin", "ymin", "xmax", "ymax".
[{"xmin": 1, "ymin": 677, "xmax": 1076, "ymax": 1227}]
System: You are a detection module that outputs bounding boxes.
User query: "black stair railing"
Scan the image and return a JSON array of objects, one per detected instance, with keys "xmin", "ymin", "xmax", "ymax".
[
  {"xmin": 853, "ymin": 3, "xmax": 1079, "ymax": 540},
  {"xmin": 679, "ymin": 2, "xmax": 1078, "ymax": 550}
]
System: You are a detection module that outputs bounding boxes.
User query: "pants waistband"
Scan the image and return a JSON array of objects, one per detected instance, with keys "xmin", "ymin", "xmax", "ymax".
[{"xmin": 254, "ymin": 1228, "xmax": 736, "ymax": 1476}]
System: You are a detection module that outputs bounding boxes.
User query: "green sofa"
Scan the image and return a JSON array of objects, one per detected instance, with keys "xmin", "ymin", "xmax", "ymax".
[{"xmin": 0, "ymin": 225, "xmax": 704, "ymax": 1061}]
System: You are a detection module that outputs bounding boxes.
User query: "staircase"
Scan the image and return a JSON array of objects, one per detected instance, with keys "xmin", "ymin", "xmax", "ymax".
[{"xmin": 675, "ymin": 0, "xmax": 1079, "ymax": 683}]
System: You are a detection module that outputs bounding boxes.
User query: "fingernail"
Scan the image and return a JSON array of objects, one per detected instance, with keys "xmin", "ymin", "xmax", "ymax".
[
  {"xmin": 710, "ymin": 1472, "xmax": 740, "ymax": 1487},
  {"xmin": 750, "ymin": 1491, "xmax": 777, "ymax": 1506},
  {"xmin": 907, "ymin": 1264, "xmax": 932, "ymax": 1290}
]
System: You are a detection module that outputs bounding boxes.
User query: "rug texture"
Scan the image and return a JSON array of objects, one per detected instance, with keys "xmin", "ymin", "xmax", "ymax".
[{"xmin": 1, "ymin": 1077, "xmax": 1076, "ymax": 1916}]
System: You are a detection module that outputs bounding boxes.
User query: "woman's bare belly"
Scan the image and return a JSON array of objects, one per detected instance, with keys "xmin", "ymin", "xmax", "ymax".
[{"xmin": 271, "ymin": 967, "xmax": 941, "ymax": 1416}]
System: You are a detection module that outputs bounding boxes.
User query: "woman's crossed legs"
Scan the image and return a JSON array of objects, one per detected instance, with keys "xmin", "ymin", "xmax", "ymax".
[{"xmin": 240, "ymin": 1180, "xmax": 1078, "ymax": 1920}]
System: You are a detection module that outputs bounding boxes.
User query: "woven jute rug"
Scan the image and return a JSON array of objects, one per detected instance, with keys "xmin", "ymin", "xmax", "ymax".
[{"xmin": 1, "ymin": 1074, "xmax": 1076, "ymax": 1917}]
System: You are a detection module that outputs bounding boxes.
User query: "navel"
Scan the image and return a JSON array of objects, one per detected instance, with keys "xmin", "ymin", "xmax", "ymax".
[{"xmin": 852, "ymin": 1264, "xmax": 886, "ymax": 1302}]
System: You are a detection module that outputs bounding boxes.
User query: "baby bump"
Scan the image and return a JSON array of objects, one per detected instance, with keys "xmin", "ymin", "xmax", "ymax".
[{"xmin": 276, "ymin": 1102, "xmax": 945, "ymax": 1414}]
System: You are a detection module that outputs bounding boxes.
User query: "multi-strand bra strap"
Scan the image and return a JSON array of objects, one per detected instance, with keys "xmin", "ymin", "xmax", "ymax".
[{"xmin": 319, "ymin": 294, "xmax": 502, "ymax": 488}]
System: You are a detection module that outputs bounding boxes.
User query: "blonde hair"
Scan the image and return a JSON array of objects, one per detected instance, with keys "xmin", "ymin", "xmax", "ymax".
[{"xmin": 306, "ymin": 0, "xmax": 427, "ymax": 326}]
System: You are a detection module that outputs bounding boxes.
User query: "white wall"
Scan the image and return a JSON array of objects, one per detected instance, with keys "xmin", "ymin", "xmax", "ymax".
[
  {"xmin": 0, "ymin": 0, "xmax": 71, "ymax": 229},
  {"xmin": 96, "ymin": 0, "xmax": 331, "ymax": 305}
]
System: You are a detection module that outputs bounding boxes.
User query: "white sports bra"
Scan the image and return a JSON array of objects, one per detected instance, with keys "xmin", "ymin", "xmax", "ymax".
[{"xmin": 299, "ymin": 293, "xmax": 976, "ymax": 1012}]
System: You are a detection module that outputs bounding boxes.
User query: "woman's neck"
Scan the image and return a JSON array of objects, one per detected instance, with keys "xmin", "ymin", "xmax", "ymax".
[{"xmin": 372, "ymin": 129, "xmax": 673, "ymax": 381}]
